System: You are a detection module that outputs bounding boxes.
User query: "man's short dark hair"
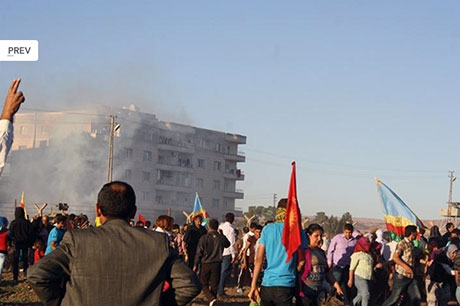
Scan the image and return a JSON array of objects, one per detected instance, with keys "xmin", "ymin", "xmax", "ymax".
[
  {"xmin": 405, "ymin": 225, "xmax": 418, "ymax": 237},
  {"xmin": 55, "ymin": 214, "xmax": 67, "ymax": 224},
  {"xmin": 242, "ymin": 226, "xmax": 249, "ymax": 233},
  {"xmin": 278, "ymin": 198, "xmax": 287, "ymax": 208},
  {"xmin": 209, "ymin": 219, "xmax": 219, "ymax": 230},
  {"xmin": 255, "ymin": 225, "xmax": 263, "ymax": 231},
  {"xmin": 452, "ymin": 228, "xmax": 460, "ymax": 236},
  {"xmin": 249, "ymin": 222, "xmax": 257, "ymax": 229},
  {"xmin": 343, "ymin": 223, "xmax": 354, "ymax": 232},
  {"xmin": 447, "ymin": 222, "xmax": 455, "ymax": 231},
  {"xmin": 225, "ymin": 213, "xmax": 234, "ymax": 223},
  {"xmin": 97, "ymin": 181, "xmax": 136, "ymax": 219}
]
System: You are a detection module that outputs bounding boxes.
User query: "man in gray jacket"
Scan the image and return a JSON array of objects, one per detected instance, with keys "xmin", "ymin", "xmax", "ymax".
[{"xmin": 28, "ymin": 181, "xmax": 201, "ymax": 306}]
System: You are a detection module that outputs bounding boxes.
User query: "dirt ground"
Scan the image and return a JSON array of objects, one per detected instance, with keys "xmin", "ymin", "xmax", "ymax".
[{"xmin": 0, "ymin": 271, "xmax": 456, "ymax": 306}]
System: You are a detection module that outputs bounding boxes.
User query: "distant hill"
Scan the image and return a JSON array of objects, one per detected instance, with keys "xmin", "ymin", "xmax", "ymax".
[{"xmin": 352, "ymin": 217, "xmax": 444, "ymax": 233}]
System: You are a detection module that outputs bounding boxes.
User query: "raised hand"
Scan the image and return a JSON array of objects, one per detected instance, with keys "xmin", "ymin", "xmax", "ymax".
[{"xmin": 2, "ymin": 78, "xmax": 25, "ymax": 121}]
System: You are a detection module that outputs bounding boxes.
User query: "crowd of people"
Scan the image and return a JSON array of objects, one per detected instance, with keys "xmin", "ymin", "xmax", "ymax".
[
  {"xmin": 2, "ymin": 195, "xmax": 460, "ymax": 306},
  {"xmin": 1, "ymin": 80, "xmax": 460, "ymax": 306}
]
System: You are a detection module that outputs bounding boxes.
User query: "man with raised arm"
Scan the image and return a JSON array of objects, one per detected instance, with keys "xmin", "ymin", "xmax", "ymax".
[{"xmin": 0, "ymin": 78, "xmax": 25, "ymax": 176}]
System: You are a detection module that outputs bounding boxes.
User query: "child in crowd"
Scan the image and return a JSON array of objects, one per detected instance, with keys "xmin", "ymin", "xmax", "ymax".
[{"xmin": 33, "ymin": 240, "xmax": 45, "ymax": 263}]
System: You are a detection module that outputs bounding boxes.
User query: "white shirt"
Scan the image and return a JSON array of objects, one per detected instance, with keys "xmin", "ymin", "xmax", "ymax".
[
  {"xmin": 0, "ymin": 120, "xmax": 13, "ymax": 177},
  {"xmin": 219, "ymin": 221, "xmax": 236, "ymax": 257},
  {"xmin": 243, "ymin": 231, "xmax": 255, "ymax": 256}
]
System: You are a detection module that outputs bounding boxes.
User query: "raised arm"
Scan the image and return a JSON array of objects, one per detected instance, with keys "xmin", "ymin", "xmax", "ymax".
[{"xmin": 0, "ymin": 79, "xmax": 25, "ymax": 176}]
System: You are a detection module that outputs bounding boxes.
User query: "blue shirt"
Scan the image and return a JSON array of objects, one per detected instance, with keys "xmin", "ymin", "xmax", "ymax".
[
  {"xmin": 45, "ymin": 227, "xmax": 65, "ymax": 255},
  {"xmin": 259, "ymin": 222, "xmax": 307, "ymax": 287}
]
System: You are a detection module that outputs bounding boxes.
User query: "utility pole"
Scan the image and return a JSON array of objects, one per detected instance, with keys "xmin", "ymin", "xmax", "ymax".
[
  {"xmin": 449, "ymin": 170, "xmax": 456, "ymax": 203},
  {"xmin": 107, "ymin": 115, "xmax": 119, "ymax": 182},
  {"xmin": 32, "ymin": 112, "xmax": 37, "ymax": 148},
  {"xmin": 273, "ymin": 193, "xmax": 278, "ymax": 208}
]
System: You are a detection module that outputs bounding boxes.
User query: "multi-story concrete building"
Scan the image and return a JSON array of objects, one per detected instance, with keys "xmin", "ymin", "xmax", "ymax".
[{"xmin": 0, "ymin": 105, "xmax": 245, "ymax": 222}]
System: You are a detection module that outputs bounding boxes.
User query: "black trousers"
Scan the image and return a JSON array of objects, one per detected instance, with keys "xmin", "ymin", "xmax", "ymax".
[
  {"xmin": 13, "ymin": 246, "xmax": 29, "ymax": 280},
  {"xmin": 260, "ymin": 286, "xmax": 294, "ymax": 306},
  {"xmin": 200, "ymin": 262, "xmax": 221, "ymax": 302}
]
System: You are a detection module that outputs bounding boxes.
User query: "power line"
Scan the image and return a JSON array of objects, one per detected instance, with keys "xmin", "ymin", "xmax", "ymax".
[{"xmin": 245, "ymin": 147, "xmax": 446, "ymax": 174}]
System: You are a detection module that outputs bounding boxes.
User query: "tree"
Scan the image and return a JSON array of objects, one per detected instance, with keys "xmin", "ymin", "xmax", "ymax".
[{"xmin": 310, "ymin": 211, "xmax": 354, "ymax": 236}]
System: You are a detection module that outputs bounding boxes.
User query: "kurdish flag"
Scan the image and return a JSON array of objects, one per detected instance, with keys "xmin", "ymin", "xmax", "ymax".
[
  {"xmin": 375, "ymin": 178, "xmax": 426, "ymax": 241},
  {"xmin": 282, "ymin": 162, "xmax": 302, "ymax": 263},
  {"xmin": 192, "ymin": 193, "xmax": 209, "ymax": 226}
]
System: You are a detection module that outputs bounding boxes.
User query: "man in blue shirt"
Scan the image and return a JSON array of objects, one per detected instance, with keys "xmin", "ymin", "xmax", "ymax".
[
  {"xmin": 249, "ymin": 199, "xmax": 307, "ymax": 306},
  {"xmin": 45, "ymin": 214, "xmax": 67, "ymax": 255}
]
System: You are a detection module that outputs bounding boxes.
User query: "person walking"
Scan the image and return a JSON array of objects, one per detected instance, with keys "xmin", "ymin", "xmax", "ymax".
[
  {"xmin": 327, "ymin": 223, "xmax": 357, "ymax": 305},
  {"xmin": 9, "ymin": 207, "xmax": 32, "ymax": 284},
  {"xmin": 184, "ymin": 215, "xmax": 207, "ymax": 269},
  {"xmin": 45, "ymin": 214, "xmax": 67, "ymax": 255},
  {"xmin": 248, "ymin": 199, "xmax": 307, "ymax": 306},
  {"xmin": 381, "ymin": 225, "xmax": 423, "ymax": 306},
  {"xmin": 347, "ymin": 236, "xmax": 373, "ymax": 306},
  {"xmin": 194, "ymin": 219, "xmax": 230, "ymax": 305},
  {"xmin": 298, "ymin": 223, "xmax": 343, "ymax": 306},
  {"xmin": 217, "ymin": 212, "xmax": 236, "ymax": 298}
]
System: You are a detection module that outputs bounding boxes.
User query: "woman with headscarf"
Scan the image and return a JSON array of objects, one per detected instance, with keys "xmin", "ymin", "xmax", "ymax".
[
  {"xmin": 347, "ymin": 236, "xmax": 373, "ymax": 306},
  {"xmin": 297, "ymin": 223, "xmax": 343, "ymax": 306}
]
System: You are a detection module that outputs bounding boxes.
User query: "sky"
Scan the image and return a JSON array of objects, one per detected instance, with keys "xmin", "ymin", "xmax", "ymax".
[{"xmin": 1, "ymin": 1, "xmax": 460, "ymax": 219}]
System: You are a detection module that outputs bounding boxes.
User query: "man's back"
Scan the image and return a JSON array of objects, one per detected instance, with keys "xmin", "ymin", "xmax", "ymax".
[
  {"xmin": 195, "ymin": 231, "xmax": 230, "ymax": 264},
  {"xmin": 259, "ymin": 222, "xmax": 297, "ymax": 287},
  {"xmin": 29, "ymin": 219, "xmax": 200, "ymax": 306}
]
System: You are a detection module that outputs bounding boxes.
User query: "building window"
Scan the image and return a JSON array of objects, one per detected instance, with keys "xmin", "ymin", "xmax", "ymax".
[
  {"xmin": 213, "ymin": 180, "xmax": 221, "ymax": 190},
  {"xmin": 197, "ymin": 159, "xmax": 205, "ymax": 168},
  {"xmin": 125, "ymin": 148, "xmax": 133, "ymax": 159},
  {"xmin": 142, "ymin": 171, "xmax": 151, "ymax": 182},
  {"xmin": 19, "ymin": 126, "xmax": 25, "ymax": 135},
  {"xmin": 214, "ymin": 161, "xmax": 221, "ymax": 171},
  {"xmin": 143, "ymin": 192, "xmax": 150, "ymax": 201},
  {"xmin": 143, "ymin": 150, "xmax": 152, "ymax": 161},
  {"xmin": 212, "ymin": 199, "xmax": 220, "ymax": 208},
  {"xmin": 196, "ymin": 178, "xmax": 204, "ymax": 189},
  {"xmin": 215, "ymin": 143, "xmax": 222, "ymax": 152},
  {"xmin": 123, "ymin": 169, "xmax": 132, "ymax": 180}
]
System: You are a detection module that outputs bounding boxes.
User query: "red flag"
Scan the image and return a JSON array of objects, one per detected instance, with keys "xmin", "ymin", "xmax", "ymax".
[
  {"xmin": 282, "ymin": 162, "xmax": 302, "ymax": 263},
  {"xmin": 138, "ymin": 214, "xmax": 147, "ymax": 224}
]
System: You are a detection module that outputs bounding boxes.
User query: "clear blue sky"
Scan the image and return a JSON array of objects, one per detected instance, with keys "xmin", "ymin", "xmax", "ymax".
[{"xmin": 1, "ymin": 1, "xmax": 460, "ymax": 219}]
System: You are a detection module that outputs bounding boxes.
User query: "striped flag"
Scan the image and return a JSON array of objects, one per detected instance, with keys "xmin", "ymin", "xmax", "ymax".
[
  {"xmin": 375, "ymin": 178, "xmax": 426, "ymax": 241},
  {"xmin": 192, "ymin": 193, "xmax": 209, "ymax": 225}
]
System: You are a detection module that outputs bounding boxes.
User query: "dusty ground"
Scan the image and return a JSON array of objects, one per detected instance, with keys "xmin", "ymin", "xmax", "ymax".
[{"xmin": 0, "ymin": 271, "xmax": 456, "ymax": 306}]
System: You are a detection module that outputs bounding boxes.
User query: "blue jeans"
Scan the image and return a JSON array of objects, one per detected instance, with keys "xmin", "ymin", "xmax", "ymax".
[
  {"xmin": 218, "ymin": 255, "xmax": 232, "ymax": 294},
  {"xmin": 382, "ymin": 273, "xmax": 420, "ymax": 306},
  {"xmin": 353, "ymin": 275, "xmax": 371, "ymax": 306},
  {"xmin": 332, "ymin": 265, "xmax": 352, "ymax": 305}
]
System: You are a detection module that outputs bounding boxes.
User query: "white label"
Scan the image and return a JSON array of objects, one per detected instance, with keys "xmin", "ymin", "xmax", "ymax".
[{"xmin": 0, "ymin": 40, "xmax": 39, "ymax": 61}]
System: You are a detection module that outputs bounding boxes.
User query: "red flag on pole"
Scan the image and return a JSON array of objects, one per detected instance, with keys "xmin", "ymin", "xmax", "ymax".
[
  {"xmin": 282, "ymin": 162, "xmax": 302, "ymax": 263},
  {"xmin": 138, "ymin": 214, "xmax": 147, "ymax": 224}
]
